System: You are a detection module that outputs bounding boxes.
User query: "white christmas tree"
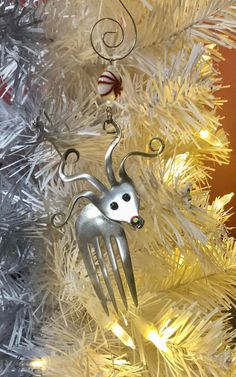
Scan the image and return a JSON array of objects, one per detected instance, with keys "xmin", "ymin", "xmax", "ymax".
[{"xmin": 0, "ymin": 1, "xmax": 236, "ymax": 377}]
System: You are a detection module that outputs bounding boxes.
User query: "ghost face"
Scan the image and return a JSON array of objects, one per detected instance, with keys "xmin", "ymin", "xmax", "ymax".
[{"xmin": 98, "ymin": 182, "xmax": 144, "ymax": 229}]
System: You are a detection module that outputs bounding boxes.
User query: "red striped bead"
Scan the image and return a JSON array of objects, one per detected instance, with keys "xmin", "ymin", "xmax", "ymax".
[{"xmin": 98, "ymin": 68, "xmax": 122, "ymax": 100}]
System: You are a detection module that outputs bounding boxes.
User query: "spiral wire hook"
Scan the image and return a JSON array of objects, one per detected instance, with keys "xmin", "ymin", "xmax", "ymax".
[{"xmin": 90, "ymin": 0, "xmax": 137, "ymax": 62}]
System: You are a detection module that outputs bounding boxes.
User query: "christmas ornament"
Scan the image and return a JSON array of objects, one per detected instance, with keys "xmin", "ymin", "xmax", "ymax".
[
  {"xmin": 52, "ymin": 0, "xmax": 165, "ymax": 315},
  {"xmin": 98, "ymin": 67, "xmax": 123, "ymax": 99},
  {"xmin": 91, "ymin": 0, "xmax": 137, "ymax": 103},
  {"xmin": 51, "ymin": 110, "xmax": 164, "ymax": 315},
  {"xmin": 52, "ymin": 0, "xmax": 164, "ymax": 315}
]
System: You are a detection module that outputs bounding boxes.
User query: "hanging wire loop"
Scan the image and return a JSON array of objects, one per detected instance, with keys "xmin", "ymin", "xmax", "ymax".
[{"xmin": 90, "ymin": 0, "xmax": 137, "ymax": 62}]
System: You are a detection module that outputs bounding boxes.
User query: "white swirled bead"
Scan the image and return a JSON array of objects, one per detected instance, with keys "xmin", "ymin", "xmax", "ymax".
[{"xmin": 97, "ymin": 66, "xmax": 123, "ymax": 101}]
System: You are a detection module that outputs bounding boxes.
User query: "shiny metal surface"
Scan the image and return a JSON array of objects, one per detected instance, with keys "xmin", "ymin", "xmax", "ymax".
[{"xmin": 51, "ymin": 115, "xmax": 164, "ymax": 314}]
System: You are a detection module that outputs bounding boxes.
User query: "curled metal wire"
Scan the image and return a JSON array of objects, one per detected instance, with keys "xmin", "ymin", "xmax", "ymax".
[
  {"xmin": 90, "ymin": 0, "xmax": 137, "ymax": 61},
  {"xmin": 119, "ymin": 137, "xmax": 165, "ymax": 180}
]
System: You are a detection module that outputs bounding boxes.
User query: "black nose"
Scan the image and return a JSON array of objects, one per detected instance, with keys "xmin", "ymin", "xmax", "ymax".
[{"xmin": 130, "ymin": 216, "xmax": 144, "ymax": 229}]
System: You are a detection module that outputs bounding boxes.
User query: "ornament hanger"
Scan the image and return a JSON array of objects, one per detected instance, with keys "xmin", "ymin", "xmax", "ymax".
[
  {"xmin": 90, "ymin": 0, "xmax": 137, "ymax": 62},
  {"xmin": 51, "ymin": 119, "xmax": 164, "ymax": 315},
  {"xmin": 52, "ymin": 1, "xmax": 165, "ymax": 316}
]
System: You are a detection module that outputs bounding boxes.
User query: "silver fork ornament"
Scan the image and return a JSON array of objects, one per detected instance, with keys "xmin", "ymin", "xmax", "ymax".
[{"xmin": 51, "ymin": 111, "xmax": 164, "ymax": 315}]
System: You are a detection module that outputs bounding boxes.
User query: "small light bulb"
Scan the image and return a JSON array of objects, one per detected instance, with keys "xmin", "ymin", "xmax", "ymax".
[
  {"xmin": 199, "ymin": 129, "xmax": 209, "ymax": 139},
  {"xmin": 134, "ymin": 317, "xmax": 168, "ymax": 352},
  {"xmin": 199, "ymin": 129, "xmax": 222, "ymax": 146},
  {"xmin": 214, "ymin": 193, "xmax": 234, "ymax": 211},
  {"xmin": 29, "ymin": 358, "xmax": 47, "ymax": 370},
  {"xmin": 107, "ymin": 322, "xmax": 135, "ymax": 349},
  {"xmin": 146, "ymin": 328, "xmax": 168, "ymax": 352}
]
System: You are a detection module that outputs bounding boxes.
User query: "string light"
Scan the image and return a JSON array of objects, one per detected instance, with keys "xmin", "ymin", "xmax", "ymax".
[
  {"xmin": 29, "ymin": 358, "xmax": 47, "ymax": 370},
  {"xmin": 199, "ymin": 129, "xmax": 222, "ymax": 146},
  {"xmin": 213, "ymin": 193, "xmax": 234, "ymax": 211},
  {"xmin": 134, "ymin": 317, "xmax": 168, "ymax": 352},
  {"xmin": 107, "ymin": 321, "xmax": 135, "ymax": 349},
  {"xmin": 199, "ymin": 129, "xmax": 209, "ymax": 139},
  {"xmin": 146, "ymin": 327, "xmax": 168, "ymax": 352}
]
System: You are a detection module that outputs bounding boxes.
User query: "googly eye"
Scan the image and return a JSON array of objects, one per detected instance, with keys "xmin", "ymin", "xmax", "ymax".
[
  {"xmin": 110, "ymin": 202, "xmax": 119, "ymax": 210},
  {"xmin": 122, "ymin": 193, "xmax": 131, "ymax": 202}
]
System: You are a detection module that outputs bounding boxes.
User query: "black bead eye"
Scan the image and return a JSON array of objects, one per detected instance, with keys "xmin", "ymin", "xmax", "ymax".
[
  {"xmin": 122, "ymin": 193, "xmax": 131, "ymax": 202},
  {"xmin": 110, "ymin": 202, "xmax": 119, "ymax": 210}
]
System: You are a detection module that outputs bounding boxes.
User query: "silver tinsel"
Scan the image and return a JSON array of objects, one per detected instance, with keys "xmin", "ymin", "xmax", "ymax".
[
  {"xmin": 0, "ymin": 175, "xmax": 46, "ymax": 376},
  {"xmin": 0, "ymin": 1, "xmax": 45, "ymax": 105},
  {"xmin": 0, "ymin": 0, "xmax": 49, "ymax": 361},
  {"xmin": 0, "ymin": 1, "xmax": 48, "ymax": 360}
]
